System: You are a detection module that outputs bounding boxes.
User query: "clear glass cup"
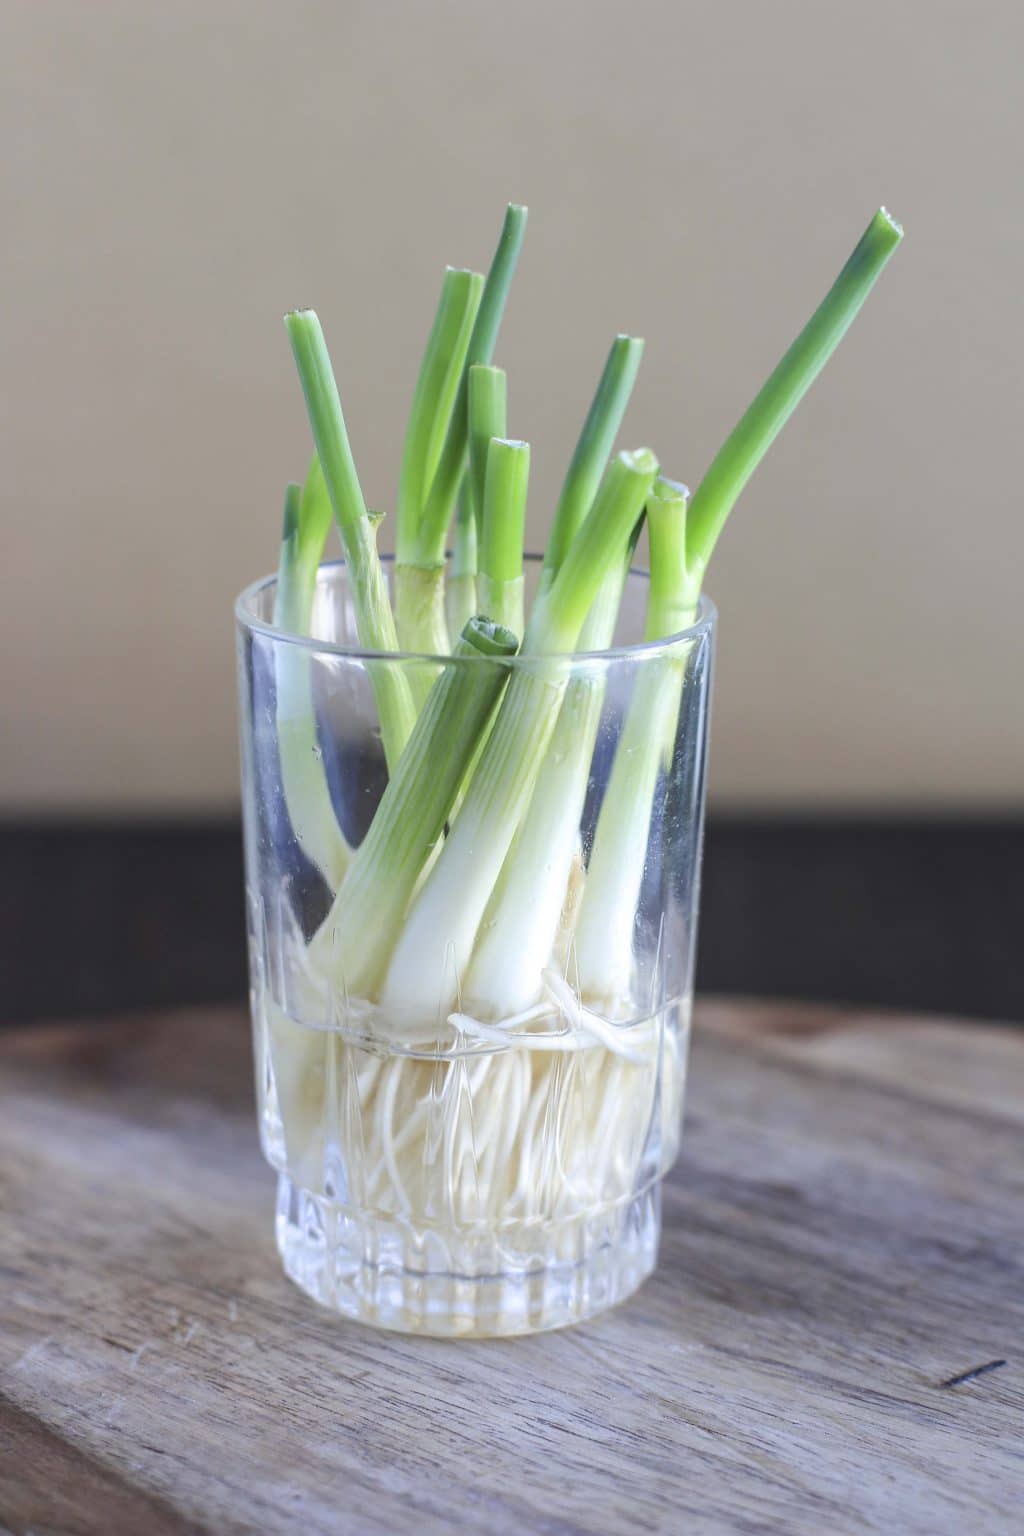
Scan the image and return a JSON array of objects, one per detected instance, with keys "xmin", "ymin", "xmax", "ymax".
[{"xmin": 235, "ymin": 556, "xmax": 715, "ymax": 1336}]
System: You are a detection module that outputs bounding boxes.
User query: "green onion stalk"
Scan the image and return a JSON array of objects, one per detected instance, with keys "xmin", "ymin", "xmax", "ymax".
[
  {"xmin": 379, "ymin": 448, "xmax": 659, "ymax": 1018},
  {"xmin": 532, "ymin": 334, "xmax": 645, "ymax": 622},
  {"xmin": 445, "ymin": 363, "xmax": 509, "ymax": 644},
  {"xmin": 464, "ymin": 534, "xmax": 636, "ymax": 1018},
  {"xmin": 446, "ymin": 482, "xmax": 478, "ymax": 647},
  {"xmin": 478, "ymin": 436, "xmax": 529, "ymax": 635},
  {"xmin": 394, "ymin": 205, "xmax": 527, "ymax": 659},
  {"xmin": 394, "ymin": 265, "xmax": 482, "ymax": 673},
  {"xmin": 575, "ymin": 207, "xmax": 904, "ymax": 1005},
  {"xmin": 462, "ymin": 336, "xmax": 646, "ymax": 1016},
  {"xmin": 307, "ymin": 616, "xmax": 518, "ymax": 998},
  {"xmin": 284, "ymin": 310, "xmax": 416, "ymax": 770},
  {"xmin": 397, "ymin": 268, "xmax": 484, "ymax": 551},
  {"xmin": 272, "ymin": 462, "xmax": 351, "ymax": 889},
  {"xmin": 572, "ymin": 476, "xmax": 698, "ymax": 1007}
]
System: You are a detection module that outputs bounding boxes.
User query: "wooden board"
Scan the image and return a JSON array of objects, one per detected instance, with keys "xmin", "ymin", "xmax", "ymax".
[{"xmin": 1, "ymin": 1001, "xmax": 1021, "ymax": 1535}]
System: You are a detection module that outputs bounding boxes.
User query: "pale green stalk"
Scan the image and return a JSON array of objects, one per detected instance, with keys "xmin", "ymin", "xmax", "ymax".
[
  {"xmin": 468, "ymin": 364, "xmax": 508, "ymax": 532},
  {"xmin": 381, "ymin": 449, "xmax": 658, "ymax": 1019},
  {"xmin": 446, "ymin": 482, "xmax": 478, "ymax": 646},
  {"xmin": 284, "ymin": 310, "xmax": 416, "ymax": 769},
  {"xmin": 445, "ymin": 363, "xmax": 508, "ymax": 644},
  {"xmin": 573, "ymin": 479, "xmax": 697, "ymax": 1007},
  {"xmin": 395, "ymin": 267, "xmax": 483, "ymax": 660},
  {"xmin": 478, "ymin": 436, "xmax": 528, "ymax": 635},
  {"xmin": 392, "ymin": 559, "xmax": 449, "ymax": 672},
  {"xmin": 574, "ymin": 208, "xmax": 904, "ymax": 1007},
  {"xmin": 273, "ymin": 465, "xmax": 351, "ymax": 888},
  {"xmin": 309, "ymin": 617, "xmax": 518, "ymax": 1000},
  {"xmin": 464, "ymin": 534, "xmax": 638, "ymax": 1017}
]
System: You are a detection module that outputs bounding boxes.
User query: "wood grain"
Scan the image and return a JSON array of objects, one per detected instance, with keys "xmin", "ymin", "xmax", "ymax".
[{"xmin": 1, "ymin": 1001, "xmax": 1021, "ymax": 1535}]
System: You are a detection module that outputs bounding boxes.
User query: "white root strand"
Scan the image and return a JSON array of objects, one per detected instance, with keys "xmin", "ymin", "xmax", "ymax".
[{"xmin": 261, "ymin": 964, "xmax": 682, "ymax": 1230}]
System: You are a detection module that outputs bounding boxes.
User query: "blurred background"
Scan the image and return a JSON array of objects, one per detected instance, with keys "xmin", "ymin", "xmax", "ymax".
[{"xmin": 2, "ymin": 0, "xmax": 1021, "ymax": 1023}]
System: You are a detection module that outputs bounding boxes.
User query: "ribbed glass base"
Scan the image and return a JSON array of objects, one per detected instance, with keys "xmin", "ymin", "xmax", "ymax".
[{"xmin": 275, "ymin": 1173, "xmax": 661, "ymax": 1337}]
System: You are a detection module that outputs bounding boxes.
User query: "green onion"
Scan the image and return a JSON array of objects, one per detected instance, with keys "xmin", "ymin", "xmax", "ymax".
[
  {"xmin": 396, "ymin": 268, "xmax": 484, "ymax": 564},
  {"xmin": 465, "ymin": 529, "xmax": 639, "ymax": 1017},
  {"xmin": 576, "ymin": 209, "xmax": 904, "ymax": 1006},
  {"xmin": 444, "ymin": 362, "xmax": 508, "ymax": 645},
  {"xmin": 479, "ymin": 437, "xmax": 528, "ymax": 635},
  {"xmin": 260, "ymin": 204, "xmax": 903, "ymax": 1293},
  {"xmin": 284, "ymin": 310, "xmax": 416, "ymax": 767},
  {"xmin": 310, "ymin": 616, "xmax": 518, "ymax": 998},
  {"xmin": 381, "ymin": 448, "xmax": 658, "ymax": 1016},
  {"xmin": 573, "ymin": 477, "xmax": 695, "ymax": 1006},
  {"xmin": 395, "ymin": 267, "xmax": 483, "ymax": 661},
  {"xmin": 274, "ymin": 205, "xmax": 901, "ymax": 1025},
  {"xmin": 272, "ymin": 465, "xmax": 351, "ymax": 889},
  {"xmin": 528, "ymin": 447, "xmax": 658, "ymax": 652},
  {"xmin": 394, "ymin": 205, "xmax": 528, "ymax": 655},
  {"xmin": 468, "ymin": 364, "xmax": 508, "ymax": 535},
  {"xmin": 416, "ymin": 206, "xmax": 528, "ymax": 564},
  {"xmin": 645, "ymin": 477, "xmax": 701, "ymax": 637},
  {"xmin": 446, "ymin": 481, "xmax": 478, "ymax": 647},
  {"xmin": 541, "ymin": 334, "xmax": 644, "ymax": 588},
  {"xmin": 685, "ymin": 208, "xmax": 903, "ymax": 572},
  {"xmin": 458, "ymin": 335, "xmax": 649, "ymax": 1008}
]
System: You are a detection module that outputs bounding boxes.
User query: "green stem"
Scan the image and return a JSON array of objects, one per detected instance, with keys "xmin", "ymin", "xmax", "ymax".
[
  {"xmin": 448, "ymin": 361, "xmax": 508, "ymax": 643},
  {"xmin": 468, "ymin": 364, "xmax": 508, "ymax": 534},
  {"xmin": 573, "ymin": 477, "xmax": 698, "ymax": 1006},
  {"xmin": 273, "ymin": 467, "xmax": 351, "ymax": 888},
  {"xmin": 646, "ymin": 477, "xmax": 701, "ymax": 634},
  {"xmin": 479, "ymin": 436, "xmax": 528, "ymax": 635},
  {"xmin": 281, "ymin": 455, "xmax": 333, "ymax": 580},
  {"xmin": 284, "ymin": 309, "xmax": 416, "ymax": 769},
  {"xmin": 412, "ymin": 204, "xmax": 528, "ymax": 570},
  {"xmin": 446, "ymin": 481, "xmax": 478, "ymax": 646},
  {"xmin": 541, "ymin": 334, "xmax": 644, "ymax": 586},
  {"xmin": 381, "ymin": 448, "xmax": 658, "ymax": 1018},
  {"xmin": 396, "ymin": 267, "xmax": 484, "ymax": 563},
  {"xmin": 686, "ymin": 208, "xmax": 903, "ymax": 571},
  {"xmin": 464, "ymin": 535, "xmax": 637, "ymax": 1017},
  {"xmin": 309, "ymin": 617, "xmax": 518, "ymax": 999},
  {"xmin": 527, "ymin": 448, "xmax": 659, "ymax": 653}
]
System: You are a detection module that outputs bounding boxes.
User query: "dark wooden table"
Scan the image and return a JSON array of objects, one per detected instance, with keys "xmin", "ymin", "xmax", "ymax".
[{"xmin": 1, "ymin": 1001, "xmax": 1021, "ymax": 1534}]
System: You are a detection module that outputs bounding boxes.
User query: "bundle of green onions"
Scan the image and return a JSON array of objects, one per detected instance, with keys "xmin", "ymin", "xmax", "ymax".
[
  {"xmin": 274, "ymin": 203, "xmax": 901, "ymax": 1026},
  {"xmin": 260, "ymin": 206, "xmax": 901, "ymax": 1250}
]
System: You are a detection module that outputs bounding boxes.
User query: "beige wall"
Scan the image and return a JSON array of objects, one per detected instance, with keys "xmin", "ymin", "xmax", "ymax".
[{"xmin": 2, "ymin": 0, "xmax": 1021, "ymax": 812}]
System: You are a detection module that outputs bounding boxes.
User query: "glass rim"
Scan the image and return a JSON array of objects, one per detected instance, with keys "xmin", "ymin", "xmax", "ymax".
[{"xmin": 235, "ymin": 552, "xmax": 716, "ymax": 665}]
